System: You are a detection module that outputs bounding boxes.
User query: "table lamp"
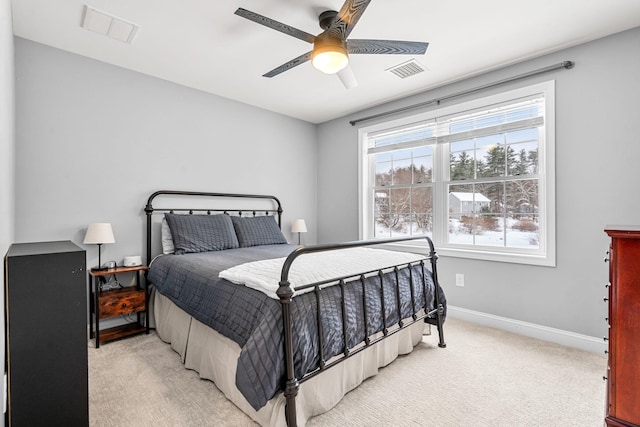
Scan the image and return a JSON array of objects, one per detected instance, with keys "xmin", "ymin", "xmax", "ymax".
[
  {"xmin": 83, "ymin": 223, "xmax": 115, "ymax": 271},
  {"xmin": 291, "ymin": 219, "xmax": 307, "ymax": 245}
]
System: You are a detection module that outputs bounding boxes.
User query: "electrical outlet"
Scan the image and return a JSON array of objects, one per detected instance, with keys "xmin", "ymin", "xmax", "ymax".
[{"xmin": 455, "ymin": 273, "xmax": 465, "ymax": 287}]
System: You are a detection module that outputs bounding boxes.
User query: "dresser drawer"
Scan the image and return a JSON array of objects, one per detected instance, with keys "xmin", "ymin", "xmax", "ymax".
[{"xmin": 98, "ymin": 287, "xmax": 145, "ymax": 318}]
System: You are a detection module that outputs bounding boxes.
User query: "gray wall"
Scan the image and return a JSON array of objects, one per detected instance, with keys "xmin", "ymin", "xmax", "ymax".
[
  {"xmin": 317, "ymin": 26, "xmax": 640, "ymax": 338},
  {"xmin": 1, "ymin": 0, "xmax": 14, "ymax": 424},
  {"xmin": 9, "ymin": 16, "xmax": 639, "ymax": 363},
  {"xmin": 14, "ymin": 38, "xmax": 318, "ymax": 269}
]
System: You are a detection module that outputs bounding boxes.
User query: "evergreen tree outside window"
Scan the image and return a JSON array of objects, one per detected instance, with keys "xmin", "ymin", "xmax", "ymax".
[{"xmin": 359, "ymin": 81, "xmax": 555, "ymax": 266}]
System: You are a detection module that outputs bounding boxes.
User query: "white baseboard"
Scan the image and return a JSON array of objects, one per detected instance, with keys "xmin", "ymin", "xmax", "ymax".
[{"xmin": 447, "ymin": 305, "xmax": 607, "ymax": 354}]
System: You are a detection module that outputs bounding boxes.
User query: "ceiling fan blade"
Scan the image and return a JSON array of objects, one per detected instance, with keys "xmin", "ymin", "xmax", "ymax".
[
  {"xmin": 337, "ymin": 65, "xmax": 358, "ymax": 89},
  {"xmin": 330, "ymin": 0, "xmax": 371, "ymax": 39},
  {"xmin": 235, "ymin": 8, "xmax": 316, "ymax": 44},
  {"xmin": 263, "ymin": 51, "xmax": 313, "ymax": 78},
  {"xmin": 347, "ymin": 39, "xmax": 429, "ymax": 55}
]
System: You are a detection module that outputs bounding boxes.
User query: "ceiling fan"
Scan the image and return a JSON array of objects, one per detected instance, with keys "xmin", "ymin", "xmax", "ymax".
[{"xmin": 235, "ymin": 0, "xmax": 429, "ymax": 89}]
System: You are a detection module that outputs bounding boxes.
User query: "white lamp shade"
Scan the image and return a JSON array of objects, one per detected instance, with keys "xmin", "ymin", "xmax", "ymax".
[
  {"xmin": 83, "ymin": 223, "xmax": 115, "ymax": 244},
  {"xmin": 291, "ymin": 219, "xmax": 307, "ymax": 234}
]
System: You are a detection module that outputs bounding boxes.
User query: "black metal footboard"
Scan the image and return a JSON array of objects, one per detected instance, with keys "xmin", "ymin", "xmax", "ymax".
[{"xmin": 277, "ymin": 236, "xmax": 446, "ymax": 427}]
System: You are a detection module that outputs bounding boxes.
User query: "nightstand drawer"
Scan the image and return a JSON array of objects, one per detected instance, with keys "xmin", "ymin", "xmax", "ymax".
[{"xmin": 98, "ymin": 287, "xmax": 145, "ymax": 318}]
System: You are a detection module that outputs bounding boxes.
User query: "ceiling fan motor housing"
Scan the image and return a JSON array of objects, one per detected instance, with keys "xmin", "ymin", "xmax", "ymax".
[{"xmin": 318, "ymin": 10, "xmax": 339, "ymax": 30}]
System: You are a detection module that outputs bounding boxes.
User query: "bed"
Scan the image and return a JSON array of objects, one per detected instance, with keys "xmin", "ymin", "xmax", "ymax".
[{"xmin": 144, "ymin": 190, "xmax": 446, "ymax": 426}]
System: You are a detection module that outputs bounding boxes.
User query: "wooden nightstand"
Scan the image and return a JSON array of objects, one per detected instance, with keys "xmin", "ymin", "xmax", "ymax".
[{"xmin": 89, "ymin": 265, "xmax": 149, "ymax": 348}]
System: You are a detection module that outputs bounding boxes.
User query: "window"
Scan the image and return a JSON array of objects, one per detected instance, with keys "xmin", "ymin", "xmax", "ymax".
[{"xmin": 359, "ymin": 81, "xmax": 555, "ymax": 266}]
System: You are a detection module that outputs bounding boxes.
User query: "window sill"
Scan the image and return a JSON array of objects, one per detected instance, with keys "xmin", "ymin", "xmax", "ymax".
[{"xmin": 377, "ymin": 240, "xmax": 556, "ymax": 267}]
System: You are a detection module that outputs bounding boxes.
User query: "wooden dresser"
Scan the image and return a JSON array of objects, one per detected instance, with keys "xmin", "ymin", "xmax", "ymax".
[{"xmin": 604, "ymin": 226, "xmax": 640, "ymax": 427}]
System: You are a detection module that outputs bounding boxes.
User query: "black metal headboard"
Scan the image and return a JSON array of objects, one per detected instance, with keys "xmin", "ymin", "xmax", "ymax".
[{"xmin": 144, "ymin": 190, "xmax": 283, "ymax": 266}]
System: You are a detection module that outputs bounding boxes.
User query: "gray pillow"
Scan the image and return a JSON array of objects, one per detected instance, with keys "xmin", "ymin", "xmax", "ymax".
[
  {"xmin": 164, "ymin": 213, "xmax": 239, "ymax": 254},
  {"xmin": 231, "ymin": 215, "xmax": 287, "ymax": 247}
]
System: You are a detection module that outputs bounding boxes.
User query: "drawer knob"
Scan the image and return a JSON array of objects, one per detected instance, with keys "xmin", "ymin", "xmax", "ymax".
[
  {"xmin": 603, "ymin": 297, "xmax": 609, "ymax": 302},
  {"xmin": 603, "ymin": 376, "xmax": 608, "ymax": 381},
  {"xmin": 604, "ymin": 337, "xmax": 609, "ymax": 342}
]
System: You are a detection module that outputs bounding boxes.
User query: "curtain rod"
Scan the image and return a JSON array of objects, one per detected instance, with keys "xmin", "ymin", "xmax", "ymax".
[{"xmin": 349, "ymin": 60, "xmax": 574, "ymax": 126}]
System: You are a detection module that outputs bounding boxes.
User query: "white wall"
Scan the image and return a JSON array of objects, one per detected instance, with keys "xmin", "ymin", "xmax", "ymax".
[
  {"xmin": 14, "ymin": 38, "xmax": 318, "ymax": 268},
  {"xmin": 317, "ymin": 26, "xmax": 640, "ymax": 339},
  {"xmin": 1, "ymin": 0, "xmax": 14, "ymax": 424}
]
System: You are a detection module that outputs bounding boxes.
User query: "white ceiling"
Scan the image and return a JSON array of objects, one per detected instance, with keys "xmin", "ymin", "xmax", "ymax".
[{"xmin": 11, "ymin": 0, "xmax": 640, "ymax": 124}]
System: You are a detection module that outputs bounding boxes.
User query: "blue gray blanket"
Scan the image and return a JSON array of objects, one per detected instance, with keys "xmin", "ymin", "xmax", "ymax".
[{"xmin": 148, "ymin": 244, "xmax": 446, "ymax": 410}]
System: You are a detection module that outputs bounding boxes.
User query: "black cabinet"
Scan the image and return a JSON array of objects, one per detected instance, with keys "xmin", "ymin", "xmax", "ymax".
[{"xmin": 4, "ymin": 241, "xmax": 88, "ymax": 426}]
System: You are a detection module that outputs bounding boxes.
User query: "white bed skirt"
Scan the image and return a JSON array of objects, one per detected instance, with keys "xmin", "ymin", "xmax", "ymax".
[{"xmin": 152, "ymin": 288, "xmax": 426, "ymax": 426}]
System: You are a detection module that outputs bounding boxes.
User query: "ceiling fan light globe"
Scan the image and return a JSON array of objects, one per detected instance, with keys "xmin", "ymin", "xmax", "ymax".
[
  {"xmin": 312, "ymin": 49, "xmax": 349, "ymax": 74},
  {"xmin": 312, "ymin": 33, "xmax": 349, "ymax": 74}
]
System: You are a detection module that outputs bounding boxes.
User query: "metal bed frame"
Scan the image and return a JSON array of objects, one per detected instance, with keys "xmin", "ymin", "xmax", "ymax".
[{"xmin": 144, "ymin": 190, "xmax": 446, "ymax": 427}]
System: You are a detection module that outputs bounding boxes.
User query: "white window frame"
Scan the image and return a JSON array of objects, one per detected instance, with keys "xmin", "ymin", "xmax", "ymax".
[{"xmin": 358, "ymin": 81, "xmax": 556, "ymax": 267}]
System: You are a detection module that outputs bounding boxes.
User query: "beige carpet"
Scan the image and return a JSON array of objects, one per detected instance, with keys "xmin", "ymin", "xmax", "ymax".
[{"xmin": 88, "ymin": 317, "xmax": 607, "ymax": 426}]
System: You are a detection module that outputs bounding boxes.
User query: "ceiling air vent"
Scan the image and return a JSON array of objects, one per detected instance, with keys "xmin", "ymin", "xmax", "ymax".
[
  {"xmin": 81, "ymin": 5, "xmax": 139, "ymax": 44},
  {"xmin": 386, "ymin": 59, "xmax": 427, "ymax": 79}
]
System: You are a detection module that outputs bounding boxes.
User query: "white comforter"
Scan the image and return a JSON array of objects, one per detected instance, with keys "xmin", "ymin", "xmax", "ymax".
[{"xmin": 219, "ymin": 247, "xmax": 424, "ymax": 299}]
